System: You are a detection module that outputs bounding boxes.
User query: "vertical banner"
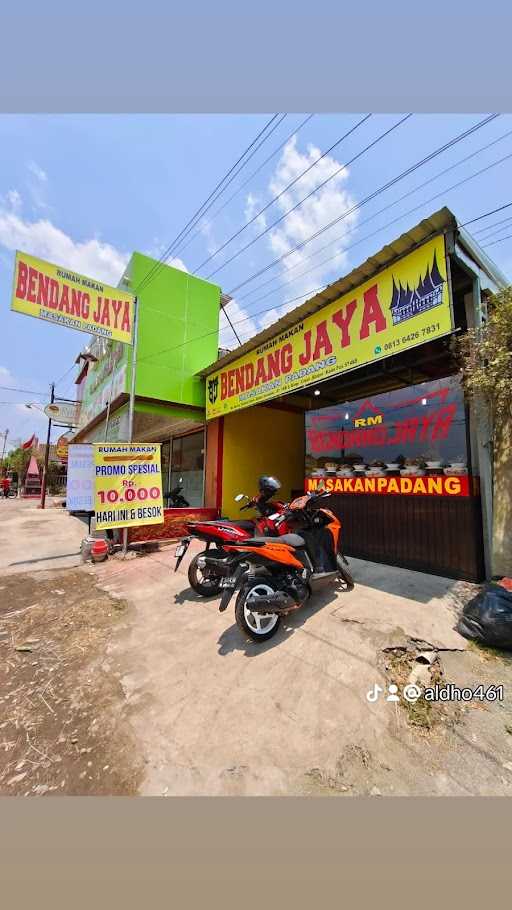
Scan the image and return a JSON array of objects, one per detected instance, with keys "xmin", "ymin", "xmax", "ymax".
[
  {"xmin": 94, "ymin": 443, "xmax": 164, "ymax": 530},
  {"xmin": 66, "ymin": 444, "xmax": 94, "ymax": 511}
]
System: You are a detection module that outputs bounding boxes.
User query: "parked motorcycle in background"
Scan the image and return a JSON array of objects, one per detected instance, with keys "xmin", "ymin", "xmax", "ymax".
[
  {"xmin": 174, "ymin": 476, "xmax": 288, "ymax": 595},
  {"xmin": 166, "ymin": 484, "xmax": 190, "ymax": 508},
  {"xmin": 205, "ymin": 491, "xmax": 354, "ymax": 643}
]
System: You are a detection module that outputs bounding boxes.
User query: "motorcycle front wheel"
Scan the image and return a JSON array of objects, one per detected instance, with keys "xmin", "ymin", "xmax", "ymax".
[
  {"xmin": 188, "ymin": 551, "xmax": 223, "ymax": 596},
  {"xmin": 235, "ymin": 580, "xmax": 281, "ymax": 643}
]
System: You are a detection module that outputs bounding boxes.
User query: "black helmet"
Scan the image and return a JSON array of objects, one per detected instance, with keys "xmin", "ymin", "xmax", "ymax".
[{"xmin": 258, "ymin": 475, "xmax": 281, "ymax": 499}]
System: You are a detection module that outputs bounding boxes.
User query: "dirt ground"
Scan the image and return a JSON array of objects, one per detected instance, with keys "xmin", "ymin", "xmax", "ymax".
[
  {"xmin": 0, "ymin": 568, "xmax": 142, "ymax": 795},
  {"xmin": 2, "ymin": 499, "xmax": 512, "ymax": 796}
]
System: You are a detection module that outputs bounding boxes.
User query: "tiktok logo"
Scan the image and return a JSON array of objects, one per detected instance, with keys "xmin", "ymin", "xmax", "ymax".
[{"xmin": 366, "ymin": 683, "xmax": 383, "ymax": 703}]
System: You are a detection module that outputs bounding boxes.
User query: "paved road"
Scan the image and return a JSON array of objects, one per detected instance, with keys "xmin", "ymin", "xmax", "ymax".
[{"xmin": 0, "ymin": 497, "xmax": 87, "ymax": 575}]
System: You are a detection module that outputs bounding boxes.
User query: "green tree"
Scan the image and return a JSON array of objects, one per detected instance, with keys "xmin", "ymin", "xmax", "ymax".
[{"xmin": 455, "ymin": 286, "xmax": 512, "ymax": 451}]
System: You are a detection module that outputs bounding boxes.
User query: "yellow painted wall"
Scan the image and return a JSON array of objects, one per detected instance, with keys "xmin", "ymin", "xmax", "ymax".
[{"xmin": 221, "ymin": 405, "xmax": 305, "ymax": 517}]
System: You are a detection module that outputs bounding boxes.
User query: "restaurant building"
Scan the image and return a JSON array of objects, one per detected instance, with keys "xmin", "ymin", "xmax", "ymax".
[
  {"xmin": 71, "ymin": 251, "xmax": 223, "ymax": 536},
  {"xmin": 201, "ymin": 209, "xmax": 509, "ymax": 582}
]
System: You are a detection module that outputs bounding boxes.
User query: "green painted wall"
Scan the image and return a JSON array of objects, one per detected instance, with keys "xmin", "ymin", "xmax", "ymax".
[{"xmin": 128, "ymin": 252, "xmax": 221, "ymax": 407}]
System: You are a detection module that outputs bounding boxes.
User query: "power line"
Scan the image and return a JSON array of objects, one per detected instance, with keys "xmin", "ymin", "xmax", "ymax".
[
  {"xmin": 173, "ymin": 114, "xmax": 315, "ymax": 261},
  {"xmin": 133, "ymin": 189, "xmax": 512, "ymax": 368},
  {"xmin": 224, "ymin": 113, "xmax": 499, "ymax": 298},
  {"xmin": 459, "ymin": 200, "xmax": 512, "ymax": 228},
  {"xmin": 134, "ymin": 114, "xmax": 283, "ymax": 296},
  {"xmin": 204, "ymin": 114, "xmax": 413, "ymax": 281},
  {"xmin": 0, "ymin": 385, "xmax": 48, "ymax": 397},
  {"xmin": 235, "ymin": 125, "xmax": 512, "ymax": 318},
  {"xmin": 473, "ymin": 214, "xmax": 512, "ymax": 236},
  {"xmin": 193, "ymin": 114, "xmax": 372, "ymax": 274},
  {"xmin": 473, "ymin": 218, "xmax": 512, "ymax": 242},
  {"xmin": 483, "ymin": 232, "xmax": 512, "ymax": 247}
]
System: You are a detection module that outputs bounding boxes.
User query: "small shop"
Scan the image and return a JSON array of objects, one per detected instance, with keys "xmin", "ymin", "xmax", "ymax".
[
  {"xmin": 202, "ymin": 209, "xmax": 508, "ymax": 582},
  {"xmin": 69, "ymin": 249, "xmax": 222, "ymax": 539}
]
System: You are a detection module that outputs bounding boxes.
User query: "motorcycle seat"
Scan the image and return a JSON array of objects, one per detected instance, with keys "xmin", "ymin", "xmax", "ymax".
[
  {"xmin": 200, "ymin": 519, "xmax": 255, "ymax": 532},
  {"xmin": 277, "ymin": 533, "xmax": 306, "ymax": 548},
  {"xmin": 238, "ymin": 533, "xmax": 306, "ymax": 548}
]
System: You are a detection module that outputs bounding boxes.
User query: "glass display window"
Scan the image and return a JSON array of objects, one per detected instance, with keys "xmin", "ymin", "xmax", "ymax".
[{"xmin": 305, "ymin": 375, "xmax": 469, "ymax": 477}]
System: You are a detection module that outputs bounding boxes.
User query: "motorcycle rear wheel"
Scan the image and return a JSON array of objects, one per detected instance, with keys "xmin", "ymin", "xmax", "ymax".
[
  {"xmin": 235, "ymin": 580, "xmax": 281, "ymax": 643},
  {"xmin": 188, "ymin": 551, "xmax": 223, "ymax": 596}
]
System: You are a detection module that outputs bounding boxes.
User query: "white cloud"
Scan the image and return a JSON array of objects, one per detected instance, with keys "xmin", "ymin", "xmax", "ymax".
[
  {"xmin": 244, "ymin": 193, "xmax": 267, "ymax": 232},
  {"xmin": 28, "ymin": 161, "xmax": 48, "ymax": 183},
  {"xmin": 6, "ymin": 189, "xmax": 22, "ymax": 212},
  {"xmin": 251, "ymin": 135, "xmax": 359, "ymax": 328},
  {"xmin": 219, "ymin": 297, "xmax": 258, "ymax": 349},
  {"xmin": 0, "ymin": 194, "xmax": 129, "ymax": 286},
  {"xmin": 143, "ymin": 237, "xmax": 188, "ymax": 273}
]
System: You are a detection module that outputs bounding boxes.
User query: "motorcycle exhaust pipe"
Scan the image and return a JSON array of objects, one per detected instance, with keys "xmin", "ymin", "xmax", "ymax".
[
  {"xmin": 198, "ymin": 556, "xmax": 233, "ymax": 577},
  {"xmin": 248, "ymin": 591, "xmax": 300, "ymax": 615}
]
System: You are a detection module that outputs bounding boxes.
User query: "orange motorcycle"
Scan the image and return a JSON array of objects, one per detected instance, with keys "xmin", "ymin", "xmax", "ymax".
[{"xmin": 212, "ymin": 491, "xmax": 354, "ymax": 643}]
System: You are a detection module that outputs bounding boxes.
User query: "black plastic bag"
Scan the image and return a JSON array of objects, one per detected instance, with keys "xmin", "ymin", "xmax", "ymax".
[{"xmin": 457, "ymin": 583, "xmax": 512, "ymax": 649}]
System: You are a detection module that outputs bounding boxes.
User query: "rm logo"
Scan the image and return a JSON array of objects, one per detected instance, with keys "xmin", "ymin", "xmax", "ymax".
[{"xmin": 354, "ymin": 415, "xmax": 383, "ymax": 428}]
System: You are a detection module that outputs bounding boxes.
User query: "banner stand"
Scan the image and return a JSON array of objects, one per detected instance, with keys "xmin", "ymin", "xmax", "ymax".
[{"xmin": 122, "ymin": 296, "xmax": 139, "ymax": 557}]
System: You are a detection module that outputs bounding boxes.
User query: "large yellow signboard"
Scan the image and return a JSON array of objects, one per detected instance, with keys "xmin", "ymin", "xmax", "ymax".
[
  {"xmin": 94, "ymin": 444, "xmax": 164, "ymax": 530},
  {"xmin": 206, "ymin": 235, "xmax": 452, "ymax": 419},
  {"xmin": 11, "ymin": 251, "xmax": 135, "ymax": 344}
]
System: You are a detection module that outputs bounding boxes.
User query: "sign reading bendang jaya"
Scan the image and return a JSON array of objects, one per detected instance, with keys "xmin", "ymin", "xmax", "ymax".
[
  {"xmin": 206, "ymin": 235, "xmax": 452, "ymax": 419},
  {"xmin": 11, "ymin": 251, "xmax": 135, "ymax": 344}
]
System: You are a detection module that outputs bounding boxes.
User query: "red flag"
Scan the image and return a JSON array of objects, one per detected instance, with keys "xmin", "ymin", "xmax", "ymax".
[{"xmin": 22, "ymin": 433, "xmax": 36, "ymax": 450}]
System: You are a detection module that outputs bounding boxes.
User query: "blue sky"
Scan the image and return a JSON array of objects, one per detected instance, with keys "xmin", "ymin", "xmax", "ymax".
[{"xmin": 1, "ymin": 113, "xmax": 512, "ymax": 449}]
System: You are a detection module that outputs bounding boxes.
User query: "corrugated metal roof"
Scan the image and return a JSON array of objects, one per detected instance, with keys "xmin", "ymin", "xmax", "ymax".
[{"xmin": 199, "ymin": 207, "xmax": 458, "ymax": 376}]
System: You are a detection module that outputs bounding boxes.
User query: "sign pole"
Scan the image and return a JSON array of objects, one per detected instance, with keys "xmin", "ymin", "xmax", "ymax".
[
  {"xmin": 0, "ymin": 429, "xmax": 8, "ymax": 468},
  {"xmin": 40, "ymin": 382, "xmax": 55, "ymax": 510},
  {"xmin": 122, "ymin": 297, "xmax": 139, "ymax": 556}
]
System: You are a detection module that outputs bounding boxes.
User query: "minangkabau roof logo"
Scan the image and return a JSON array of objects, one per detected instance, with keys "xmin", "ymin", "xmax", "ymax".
[{"xmin": 390, "ymin": 251, "xmax": 445, "ymax": 326}]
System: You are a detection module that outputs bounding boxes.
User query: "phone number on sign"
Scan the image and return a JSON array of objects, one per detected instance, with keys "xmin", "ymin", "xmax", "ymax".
[
  {"xmin": 383, "ymin": 322, "xmax": 442, "ymax": 352},
  {"xmin": 97, "ymin": 485, "xmax": 161, "ymax": 504}
]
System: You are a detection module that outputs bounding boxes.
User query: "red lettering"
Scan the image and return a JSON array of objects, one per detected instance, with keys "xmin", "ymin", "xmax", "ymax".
[
  {"xmin": 235, "ymin": 366, "xmax": 245, "ymax": 393},
  {"xmin": 82, "ymin": 293, "xmax": 90, "ymax": 319},
  {"xmin": 359, "ymin": 285, "xmax": 386, "ymax": 339},
  {"xmin": 432, "ymin": 404, "xmax": 457, "ymax": 441},
  {"xmin": 59, "ymin": 284, "xmax": 70, "ymax": 313},
  {"xmin": 27, "ymin": 267, "xmax": 38, "ymax": 303},
  {"xmin": 111, "ymin": 299, "xmax": 122, "ymax": 328},
  {"xmin": 281, "ymin": 343, "xmax": 293, "ymax": 374},
  {"xmin": 48, "ymin": 279, "xmax": 59, "ymax": 309},
  {"xmin": 70, "ymin": 289, "xmax": 82, "ymax": 317},
  {"xmin": 36, "ymin": 274, "xmax": 49, "ymax": 306},
  {"xmin": 299, "ymin": 330, "xmax": 312, "ymax": 366},
  {"xmin": 312, "ymin": 320, "xmax": 333, "ymax": 360},
  {"xmin": 221, "ymin": 373, "xmax": 228, "ymax": 400},
  {"xmin": 267, "ymin": 350, "xmax": 281, "ymax": 379},
  {"xmin": 228, "ymin": 370, "xmax": 235, "ymax": 396},
  {"xmin": 245, "ymin": 363, "xmax": 254, "ymax": 389},
  {"xmin": 255, "ymin": 358, "xmax": 267, "ymax": 386},
  {"xmin": 332, "ymin": 299, "xmax": 357, "ymax": 348},
  {"xmin": 120, "ymin": 301, "xmax": 131, "ymax": 333},
  {"xmin": 15, "ymin": 261, "xmax": 28, "ymax": 299}
]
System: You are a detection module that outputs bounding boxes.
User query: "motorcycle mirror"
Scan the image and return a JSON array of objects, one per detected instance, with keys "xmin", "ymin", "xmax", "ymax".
[{"xmin": 234, "ymin": 493, "xmax": 246, "ymax": 502}]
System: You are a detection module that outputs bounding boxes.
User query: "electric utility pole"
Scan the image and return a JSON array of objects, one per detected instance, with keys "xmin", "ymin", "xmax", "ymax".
[{"xmin": 40, "ymin": 383, "xmax": 55, "ymax": 510}]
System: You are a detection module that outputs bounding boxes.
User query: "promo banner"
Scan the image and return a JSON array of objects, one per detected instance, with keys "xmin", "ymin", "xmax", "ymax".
[
  {"xmin": 94, "ymin": 444, "xmax": 164, "ymax": 530},
  {"xmin": 206, "ymin": 235, "xmax": 452, "ymax": 419},
  {"xmin": 11, "ymin": 251, "xmax": 135, "ymax": 344}
]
